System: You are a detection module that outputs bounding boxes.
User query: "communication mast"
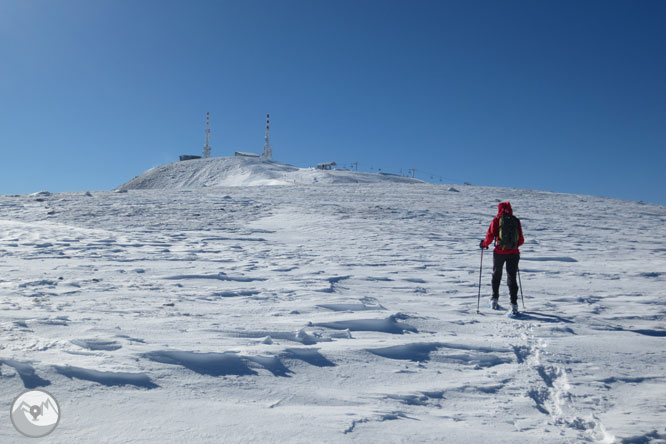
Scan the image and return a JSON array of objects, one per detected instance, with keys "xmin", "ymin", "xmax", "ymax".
[
  {"xmin": 262, "ymin": 113, "xmax": 272, "ymax": 160},
  {"xmin": 202, "ymin": 112, "xmax": 211, "ymax": 158}
]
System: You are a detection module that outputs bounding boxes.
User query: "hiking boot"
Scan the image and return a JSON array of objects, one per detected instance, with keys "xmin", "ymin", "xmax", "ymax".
[
  {"xmin": 511, "ymin": 304, "xmax": 519, "ymax": 315},
  {"xmin": 490, "ymin": 298, "xmax": 499, "ymax": 310}
]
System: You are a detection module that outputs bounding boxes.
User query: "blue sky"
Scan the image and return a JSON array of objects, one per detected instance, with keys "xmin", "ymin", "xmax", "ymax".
[{"xmin": 1, "ymin": 0, "xmax": 665, "ymax": 204}]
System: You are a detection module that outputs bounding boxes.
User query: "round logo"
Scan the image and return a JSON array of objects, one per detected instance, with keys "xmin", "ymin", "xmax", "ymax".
[{"xmin": 10, "ymin": 389, "xmax": 60, "ymax": 438}]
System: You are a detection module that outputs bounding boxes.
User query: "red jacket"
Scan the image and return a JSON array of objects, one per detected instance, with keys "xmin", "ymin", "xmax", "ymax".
[{"xmin": 481, "ymin": 202, "xmax": 524, "ymax": 254}]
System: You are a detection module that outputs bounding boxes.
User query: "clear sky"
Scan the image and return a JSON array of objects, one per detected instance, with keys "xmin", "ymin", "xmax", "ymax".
[{"xmin": 1, "ymin": 0, "xmax": 665, "ymax": 204}]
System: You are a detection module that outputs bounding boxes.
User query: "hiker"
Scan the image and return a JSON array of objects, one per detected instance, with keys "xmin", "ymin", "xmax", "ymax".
[{"xmin": 480, "ymin": 202, "xmax": 524, "ymax": 314}]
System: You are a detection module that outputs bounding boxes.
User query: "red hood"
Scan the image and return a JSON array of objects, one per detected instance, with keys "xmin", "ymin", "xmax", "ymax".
[{"xmin": 497, "ymin": 202, "xmax": 513, "ymax": 216}]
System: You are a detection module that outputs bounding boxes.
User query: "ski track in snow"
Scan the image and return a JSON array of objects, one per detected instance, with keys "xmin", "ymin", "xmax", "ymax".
[{"xmin": 1, "ymin": 184, "xmax": 665, "ymax": 443}]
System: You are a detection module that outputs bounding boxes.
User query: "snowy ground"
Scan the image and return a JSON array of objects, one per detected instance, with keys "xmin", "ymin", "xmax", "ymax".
[{"xmin": 1, "ymin": 183, "xmax": 665, "ymax": 443}]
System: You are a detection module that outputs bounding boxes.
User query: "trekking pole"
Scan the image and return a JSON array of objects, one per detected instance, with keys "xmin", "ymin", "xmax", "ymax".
[
  {"xmin": 518, "ymin": 266, "xmax": 525, "ymax": 310},
  {"xmin": 477, "ymin": 249, "xmax": 484, "ymax": 314}
]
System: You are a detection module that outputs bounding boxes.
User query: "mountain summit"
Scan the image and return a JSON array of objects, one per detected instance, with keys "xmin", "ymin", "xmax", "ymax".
[{"xmin": 116, "ymin": 156, "xmax": 422, "ymax": 190}]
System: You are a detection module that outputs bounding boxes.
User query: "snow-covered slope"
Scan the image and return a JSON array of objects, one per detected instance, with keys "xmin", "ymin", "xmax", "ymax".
[
  {"xmin": 117, "ymin": 156, "xmax": 422, "ymax": 190},
  {"xmin": 1, "ymin": 184, "xmax": 665, "ymax": 443}
]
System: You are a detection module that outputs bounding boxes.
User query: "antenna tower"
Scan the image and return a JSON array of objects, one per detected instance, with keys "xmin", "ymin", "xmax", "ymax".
[
  {"xmin": 202, "ymin": 112, "xmax": 211, "ymax": 158},
  {"xmin": 262, "ymin": 113, "xmax": 272, "ymax": 160}
]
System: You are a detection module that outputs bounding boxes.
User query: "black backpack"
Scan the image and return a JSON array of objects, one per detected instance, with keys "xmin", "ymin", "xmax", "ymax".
[{"xmin": 497, "ymin": 214, "xmax": 520, "ymax": 250}]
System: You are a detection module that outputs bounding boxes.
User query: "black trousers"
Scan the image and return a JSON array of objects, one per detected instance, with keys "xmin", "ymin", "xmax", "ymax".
[{"xmin": 492, "ymin": 253, "xmax": 520, "ymax": 305}]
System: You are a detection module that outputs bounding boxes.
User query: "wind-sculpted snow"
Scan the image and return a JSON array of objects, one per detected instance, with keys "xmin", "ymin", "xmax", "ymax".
[
  {"xmin": 142, "ymin": 349, "xmax": 330, "ymax": 377},
  {"xmin": 163, "ymin": 272, "xmax": 267, "ymax": 282},
  {"xmin": 1, "ymin": 183, "xmax": 665, "ymax": 443},
  {"xmin": 314, "ymin": 314, "xmax": 417, "ymax": 334},
  {"xmin": 367, "ymin": 342, "xmax": 441, "ymax": 362},
  {"xmin": 367, "ymin": 341, "xmax": 510, "ymax": 367},
  {"xmin": 143, "ymin": 350, "xmax": 258, "ymax": 376},
  {"xmin": 282, "ymin": 348, "xmax": 336, "ymax": 367},
  {"xmin": 317, "ymin": 303, "xmax": 385, "ymax": 312},
  {"xmin": 0, "ymin": 359, "xmax": 51, "ymax": 389},
  {"xmin": 54, "ymin": 365, "xmax": 158, "ymax": 389},
  {"xmin": 70, "ymin": 339, "xmax": 122, "ymax": 351},
  {"xmin": 215, "ymin": 328, "xmax": 332, "ymax": 345}
]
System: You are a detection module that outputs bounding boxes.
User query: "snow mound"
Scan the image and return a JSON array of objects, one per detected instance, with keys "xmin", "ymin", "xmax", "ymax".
[{"xmin": 116, "ymin": 156, "xmax": 423, "ymax": 190}]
